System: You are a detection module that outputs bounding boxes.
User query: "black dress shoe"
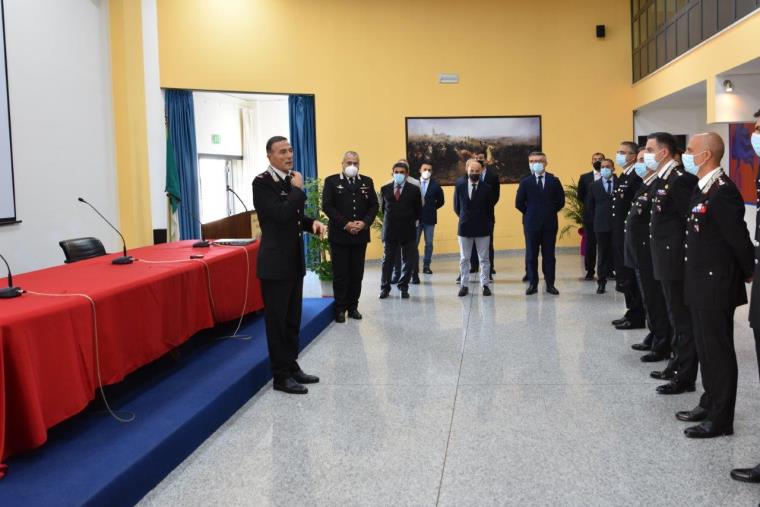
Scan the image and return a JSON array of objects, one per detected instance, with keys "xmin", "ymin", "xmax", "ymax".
[
  {"xmin": 390, "ymin": 276, "xmax": 399, "ymax": 285},
  {"xmin": 423, "ymin": 267, "xmax": 433, "ymax": 275},
  {"xmin": 522, "ymin": 274, "xmax": 529, "ymax": 282},
  {"xmin": 458, "ymin": 286, "xmax": 469, "ymax": 297},
  {"xmin": 335, "ymin": 312, "xmax": 346, "ymax": 323},
  {"xmin": 596, "ymin": 281, "xmax": 606, "ymax": 294},
  {"xmin": 411, "ymin": 276, "xmax": 421, "ymax": 285},
  {"xmin": 656, "ymin": 381, "xmax": 696, "ymax": 395},
  {"xmin": 631, "ymin": 342, "xmax": 650, "ymax": 351},
  {"xmin": 730, "ymin": 464, "xmax": 760, "ymax": 483},
  {"xmin": 273, "ymin": 377, "xmax": 308, "ymax": 394},
  {"xmin": 401, "ymin": 290, "xmax": 410, "ymax": 299},
  {"xmin": 379, "ymin": 289, "xmax": 390, "ymax": 299},
  {"xmin": 612, "ymin": 317, "xmax": 628, "ymax": 326},
  {"xmin": 482, "ymin": 286, "xmax": 491, "ymax": 296},
  {"xmin": 292, "ymin": 370, "xmax": 319, "ymax": 384},
  {"xmin": 347, "ymin": 309, "xmax": 362, "ymax": 320},
  {"xmin": 526, "ymin": 284, "xmax": 538, "ymax": 295},
  {"xmin": 640, "ymin": 352, "xmax": 667, "ymax": 363},
  {"xmin": 684, "ymin": 421, "xmax": 733, "ymax": 439},
  {"xmin": 469, "ymin": 267, "xmax": 478, "ymax": 273},
  {"xmin": 584, "ymin": 272, "xmax": 595, "ymax": 280},
  {"xmin": 616, "ymin": 320, "xmax": 645, "ymax": 330},
  {"xmin": 650, "ymin": 369, "xmax": 676, "ymax": 380},
  {"xmin": 546, "ymin": 285, "xmax": 559, "ymax": 295},
  {"xmin": 676, "ymin": 406, "xmax": 708, "ymax": 422}
]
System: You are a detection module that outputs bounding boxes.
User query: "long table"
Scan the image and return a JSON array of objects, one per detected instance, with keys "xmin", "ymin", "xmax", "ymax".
[{"xmin": 0, "ymin": 241, "xmax": 263, "ymax": 478}]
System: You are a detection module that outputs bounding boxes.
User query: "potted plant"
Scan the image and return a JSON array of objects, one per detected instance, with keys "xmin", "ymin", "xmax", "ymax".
[
  {"xmin": 304, "ymin": 177, "xmax": 334, "ymax": 297},
  {"xmin": 559, "ymin": 179, "xmax": 586, "ymax": 254}
]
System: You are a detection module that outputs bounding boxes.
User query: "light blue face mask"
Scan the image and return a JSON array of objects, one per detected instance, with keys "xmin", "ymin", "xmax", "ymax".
[
  {"xmin": 634, "ymin": 162, "xmax": 648, "ymax": 178},
  {"xmin": 644, "ymin": 152, "xmax": 659, "ymax": 170},
  {"xmin": 530, "ymin": 162, "xmax": 545, "ymax": 174},
  {"xmin": 600, "ymin": 167, "xmax": 613, "ymax": 179},
  {"xmin": 682, "ymin": 152, "xmax": 705, "ymax": 176},
  {"xmin": 615, "ymin": 153, "xmax": 628, "ymax": 167},
  {"xmin": 752, "ymin": 133, "xmax": 760, "ymax": 157},
  {"xmin": 393, "ymin": 173, "xmax": 406, "ymax": 185}
]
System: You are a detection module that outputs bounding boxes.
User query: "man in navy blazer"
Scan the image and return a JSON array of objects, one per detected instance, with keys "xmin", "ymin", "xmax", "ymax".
[
  {"xmin": 587, "ymin": 158, "xmax": 617, "ymax": 294},
  {"xmin": 515, "ymin": 151, "xmax": 565, "ymax": 295},
  {"xmin": 414, "ymin": 162, "xmax": 445, "ymax": 277},
  {"xmin": 454, "ymin": 159, "xmax": 495, "ymax": 296}
]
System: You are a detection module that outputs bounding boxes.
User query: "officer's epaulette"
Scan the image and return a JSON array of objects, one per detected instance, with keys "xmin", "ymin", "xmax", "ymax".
[
  {"xmin": 256, "ymin": 171, "xmax": 273, "ymax": 181},
  {"xmin": 673, "ymin": 168, "xmax": 685, "ymax": 177}
]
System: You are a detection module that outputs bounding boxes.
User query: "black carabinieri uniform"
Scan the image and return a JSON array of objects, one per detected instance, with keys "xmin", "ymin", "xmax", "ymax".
[{"xmin": 613, "ymin": 166, "xmax": 644, "ymax": 325}]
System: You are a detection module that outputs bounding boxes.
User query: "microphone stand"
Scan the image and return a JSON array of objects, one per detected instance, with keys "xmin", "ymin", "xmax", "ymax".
[
  {"xmin": 0, "ymin": 253, "xmax": 22, "ymax": 298},
  {"xmin": 78, "ymin": 197, "xmax": 134, "ymax": 265},
  {"xmin": 226, "ymin": 186, "xmax": 250, "ymax": 213}
]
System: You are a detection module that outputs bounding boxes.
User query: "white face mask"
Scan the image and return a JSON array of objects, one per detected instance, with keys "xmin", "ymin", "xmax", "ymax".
[
  {"xmin": 344, "ymin": 165, "xmax": 359, "ymax": 178},
  {"xmin": 420, "ymin": 170, "xmax": 431, "ymax": 180}
]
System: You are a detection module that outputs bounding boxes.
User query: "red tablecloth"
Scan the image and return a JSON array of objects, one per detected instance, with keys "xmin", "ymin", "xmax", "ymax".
[{"xmin": 0, "ymin": 241, "xmax": 263, "ymax": 477}]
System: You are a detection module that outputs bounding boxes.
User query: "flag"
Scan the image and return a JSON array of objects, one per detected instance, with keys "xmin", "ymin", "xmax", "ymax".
[{"xmin": 166, "ymin": 129, "xmax": 181, "ymax": 241}]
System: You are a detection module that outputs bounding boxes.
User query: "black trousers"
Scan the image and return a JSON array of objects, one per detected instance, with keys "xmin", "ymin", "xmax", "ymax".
[
  {"xmin": 330, "ymin": 241, "xmax": 367, "ymax": 314},
  {"xmin": 382, "ymin": 238, "xmax": 415, "ymax": 291},
  {"xmin": 260, "ymin": 278, "xmax": 303, "ymax": 381},
  {"xmin": 635, "ymin": 267, "xmax": 671, "ymax": 355},
  {"xmin": 692, "ymin": 306, "xmax": 737, "ymax": 428},
  {"xmin": 660, "ymin": 279, "xmax": 698, "ymax": 385},
  {"xmin": 470, "ymin": 224, "xmax": 495, "ymax": 273},
  {"xmin": 525, "ymin": 228, "xmax": 557, "ymax": 285},
  {"xmin": 595, "ymin": 231, "xmax": 613, "ymax": 283},
  {"xmin": 584, "ymin": 221, "xmax": 597, "ymax": 275},
  {"xmin": 614, "ymin": 240, "xmax": 645, "ymax": 324}
]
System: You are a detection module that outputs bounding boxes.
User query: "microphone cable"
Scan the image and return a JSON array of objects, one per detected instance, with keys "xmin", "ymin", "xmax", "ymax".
[
  {"xmin": 136, "ymin": 257, "xmax": 218, "ymax": 321},
  {"xmin": 21, "ymin": 290, "xmax": 136, "ymax": 423}
]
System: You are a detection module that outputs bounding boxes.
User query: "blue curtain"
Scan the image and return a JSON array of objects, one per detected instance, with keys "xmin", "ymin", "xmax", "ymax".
[
  {"xmin": 165, "ymin": 89, "xmax": 201, "ymax": 240},
  {"xmin": 289, "ymin": 95, "xmax": 318, "ymax": 262},
  {"xmin": 288, "ymin": 95, "xmax": 317, "ymax": 180}
]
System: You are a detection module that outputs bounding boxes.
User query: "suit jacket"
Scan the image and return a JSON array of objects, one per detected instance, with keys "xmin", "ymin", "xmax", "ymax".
[
  {"xmin": 322, "ymin": 173, "xmax": 378, "ymax": 245},
  {"xmin": 649, "ymin": 162, "xmax": 697, "ymax": 281},
  {"xmin": 588, "ymin": 176, "xmax": 616, "ymax": 233},
  {"xmin": 252, "ymin": 170, "xmax": 315, "ymax": 280},
  {"xmin": 481, "ymin": 167, "xmax": 501, "ymax": 222},
  {"xmin": 684, "ymin": 172, "xmax": 754, "ymax": 309},
  {"xmin": 612, "ymin": 168, "xmax": 642, "ymax": 247},
  {"xmin": 515, "ymin": 172, "xmax": 566, "ymax": 232},
  {"xmin": 380, "ymin": 181, "xmax": 422, "ymax": 243},
  {"xmin": 419, "ymin": 178, "xmax": 445, "ymax": 225},
  {"xmin": 624, "ymin": 178, "xmax": 657, "ymax": 269},
  {"xmin": 453, "ymin": 177, "xmax": 494, "ymax": 238},
  {"xmin": 577, "ymin": 170, "xmax": 598, "ymax": 223}
]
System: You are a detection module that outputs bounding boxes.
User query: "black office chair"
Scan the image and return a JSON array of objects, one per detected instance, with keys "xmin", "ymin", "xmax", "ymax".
[{"xmin": 59, "ymin": 237, "xmax": 107, "ymax": 263}]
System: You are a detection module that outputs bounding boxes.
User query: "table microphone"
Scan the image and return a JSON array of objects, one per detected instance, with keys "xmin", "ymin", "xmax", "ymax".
[
  {"xmin": 177, "ymin": 198, "xmax": 209, "ymax": 248},
  {"xmin": 0, "ymin": 253, "xmax": 21, "ymax": 298},
  {"xmin": 226, "ymin": 186, "xmax": 249, "ymax": 212},
  {"xmin": 78, "ymin": 197, "xmax": 134, "ymax": 264}
]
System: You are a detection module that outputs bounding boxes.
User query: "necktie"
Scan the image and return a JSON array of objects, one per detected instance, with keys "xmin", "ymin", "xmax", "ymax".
[
  {"xmin": 606, "ymin": 180, "xmax": 611, "ymax": 194},
  {"xmin": 471, "ymin": 183, "xmax": 477, "ymax": 199},
  {"xmin": 421, "ymin": 181, "xmax": 427, "ymax": 205},
  {"xmin": 538, "ymin": 175, "xmax": 543, "ymax": 189},
  {"xmin": 394, "ymin": 185, "xmax": 401, "ymax": 201}
]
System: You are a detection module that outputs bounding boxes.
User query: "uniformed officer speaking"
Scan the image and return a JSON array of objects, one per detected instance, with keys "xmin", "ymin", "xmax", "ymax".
[
  {"xmin": 322, "ymin": 151, "xmax": 378, "ymax": 323},
  {"xmin": 252, "ymin": 136, "xmax": 326, "ymax": 395},
  {"xmin": 646, "ymin": 132, "xmax": 703, "ymax": 399},
  {"xmin": 679, "ymin": 132, "xmax": 753, "ymax": 439}
]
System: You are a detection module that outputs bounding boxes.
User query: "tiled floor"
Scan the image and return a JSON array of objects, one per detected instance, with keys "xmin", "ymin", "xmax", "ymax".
[{"xmin": 139, "ymin": 252, "xmax": 760, "ymax": 506}]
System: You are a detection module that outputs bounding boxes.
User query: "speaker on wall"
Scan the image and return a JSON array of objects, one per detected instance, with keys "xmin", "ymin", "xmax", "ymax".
[{"xmin": 596, "ymin": 25, "xmax": 606, "ymax": 38}]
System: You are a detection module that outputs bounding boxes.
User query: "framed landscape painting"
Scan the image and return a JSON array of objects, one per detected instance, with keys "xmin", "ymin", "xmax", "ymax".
[{"xmin": 405, "ymin": 116, "xmax": 542, "ymax": 185}]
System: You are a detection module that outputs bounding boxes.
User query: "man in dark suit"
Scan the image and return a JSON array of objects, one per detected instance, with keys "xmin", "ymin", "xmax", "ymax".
[
  {"xmin": 515, "ymin": 151, "xmax": 565, "ymax": 295},
  {"xmin": 731, "ymin": 110, "xmax": 760, "ymax": 482},
  {"xmin": 454, "ymin": 159, "xmax": 495, "ymax": 296},
  {"xmin": 322, "ymin": 150, "xmax": 378, "ymax": 323},
  {"xmin": 646, "ymin": 132, "xmax": 702, "ymax": 398},
  {"xmin": 414, "ymin": 162, "xmax": 445, "ymax": 276},
  {"xmin": 379, "ymin": 162, "xmax": 422, "ymax": 299},
  {"xmin": 470, "ymin": 152, "xmax": 500, "ymax": 278},
  {"xmin": 577, "ymin": 152, "xmax": 606, "ymax": 280},
  {"xmin": 252, "ymin": 136, "xmax": 326, "ymax": 395},
  {"xmin": 677, "ymin": 133, "xmax": 754, "ymax": 439},
  {"xmin": 610, "ymin": 142, "xmax": 645, "ymax": 330},
  {"xmin": 587, "ymin": 158, "xmax": 616, "ymax": 294},
  {"xmin": 624, "ymin": 149, "xmax": 673, "ymax": 364}
]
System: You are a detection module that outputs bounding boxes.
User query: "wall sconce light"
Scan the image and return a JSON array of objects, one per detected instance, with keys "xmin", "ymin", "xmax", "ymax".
[{"xmin": 723, "ymin": 79, "xmax": 734, "ymax": 93}]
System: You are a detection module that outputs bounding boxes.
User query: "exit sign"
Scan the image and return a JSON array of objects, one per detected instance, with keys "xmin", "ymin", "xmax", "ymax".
[{"xmin": 211, "ymin": 134, "xmax": 221, "ymax": 144}]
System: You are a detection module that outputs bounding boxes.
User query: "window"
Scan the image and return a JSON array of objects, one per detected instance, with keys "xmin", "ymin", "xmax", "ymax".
[{"xmin": 197, "ymin": 156, "xmax": 245, "ymax": 223}]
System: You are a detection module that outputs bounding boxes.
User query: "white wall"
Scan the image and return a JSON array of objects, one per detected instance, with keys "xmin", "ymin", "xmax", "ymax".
[
  {"xmin": 714, "ymin": 73, "xmax": 760, "ymax": 123},
  {"xmin": 194, "ymin": 93, "xmax": 244, "ymax": 157},
  {"xmin": 253, "ymin": 98, "xmax": 289, "ymax": 172},
  {"xmin": 142, "ymin": 0, "xmax": 166, "ymax": 232},
  {"xmin": 0, "ymin": 0, "xmax": 118, "ymax": 274}
]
